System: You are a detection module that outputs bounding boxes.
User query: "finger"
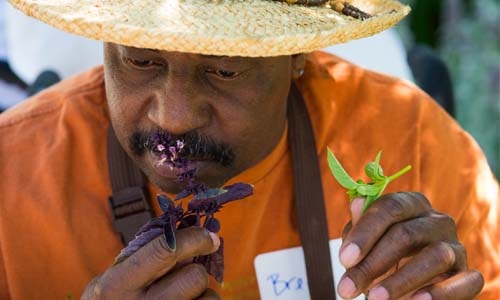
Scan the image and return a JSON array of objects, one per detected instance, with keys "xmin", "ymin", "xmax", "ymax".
[
  {"xmin": 340, "ymin": 197, "xmax": 365, "ymax": 246},
  {"xmin": 341, "ymin": 212, "xmax": 461, "ymax": 295},
  {"xmin": 342, "ymin": 221, "xmax": 352, "ymax": 240},
  {"xmin": 108, "ymin": 227, "xmax": 219, "ymax": 289},
  {"xmin": 411, "ymin": 270, "xmax": 484, "ymax": 300},
  {"xmin": 350, "ymin": 197, "xmax": 365, "ymax": 225},
  {"xmin": 365, "ymin": 242, "xmax": 467, "ymax": 300},
  {"xmin": 339, "ymin": 192, "xmax": 432, "ymax": 268},
  {"xmin": 145, "ymin": 263, "xmax": 210, "ymax": 300},
  {"xmin": 81, "ymin": 276, "xmax": 104, "ymax": 300}
]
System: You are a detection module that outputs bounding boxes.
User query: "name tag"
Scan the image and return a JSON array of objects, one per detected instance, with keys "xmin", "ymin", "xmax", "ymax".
[{"xmin": 254, "ymin": 238, "xmax": 365, "ymax": 300}]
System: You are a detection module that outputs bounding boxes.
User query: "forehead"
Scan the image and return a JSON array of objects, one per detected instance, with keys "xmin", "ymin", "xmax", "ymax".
[
  {"xmin": 108, "ymin": 43, "xmax": 290, "ymax": 65},
  {"xmin": 114, "ymin": 44, "xmax": 248, "ymax": 61}
]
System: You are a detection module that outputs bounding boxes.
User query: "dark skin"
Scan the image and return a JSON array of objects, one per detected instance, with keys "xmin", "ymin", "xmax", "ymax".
[
  {"xmin": 339, "ymin": 195, "xmax": 483, "ymax": 300},
  {"xmin": 82, "ymin": 43, "xmax": 483, "ymax": 299},
  {"xmin": 104, "ymin": 44, "xmax": 299, "ymax": 193}
]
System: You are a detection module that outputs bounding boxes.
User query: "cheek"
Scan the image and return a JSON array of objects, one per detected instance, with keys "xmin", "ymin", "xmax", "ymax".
[
  {"xmin": 223, "ymin": 82, "xmax": 289, "ymax": 169},
  {"xmin": 105, "ymin": 79, "xmax": 126, "ymax": 127},
  {"xmin": 105, "ymin": 71, "xmax": 149, "ymax": 132},
  {"xmin": 104, "ymin": 52, "xmax": 151, "ymax": 133}
]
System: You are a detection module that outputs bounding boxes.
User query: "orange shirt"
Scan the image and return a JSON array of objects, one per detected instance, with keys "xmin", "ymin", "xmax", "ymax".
[{"xmin": 0, "ymin": 51, "xmax": 498, "ymax": 299}]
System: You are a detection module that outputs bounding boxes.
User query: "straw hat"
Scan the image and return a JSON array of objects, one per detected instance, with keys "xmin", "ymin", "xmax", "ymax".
[{"xmin": 8, "ymin": 0, "xmax": 410, "ymax": 57}]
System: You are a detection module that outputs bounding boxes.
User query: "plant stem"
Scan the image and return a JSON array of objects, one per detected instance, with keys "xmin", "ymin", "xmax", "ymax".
[{"xmin": 388, "ymin": 165, "xmax": 412, "ymax": 182}]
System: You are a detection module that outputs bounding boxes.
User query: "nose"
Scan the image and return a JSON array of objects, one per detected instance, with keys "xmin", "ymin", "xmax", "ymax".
[{"xmin": 148, "ymin": 73, "xmax": 211, "ymax": 135}]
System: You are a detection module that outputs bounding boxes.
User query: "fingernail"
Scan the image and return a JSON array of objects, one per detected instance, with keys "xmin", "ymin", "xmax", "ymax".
[
  {"xmin": 368, "ymin": 286, "xmax": 389, "ymax": 300},
  {"xmin": 338, "ymin": 276, "xmax": 357, "ymax": 298},
  {"xmin": 339, "ymin": 243, "xmax": 360, "ymax": 268},
  {"xmin": 412, "ymin": 292, "xmax": 432, "ymax": 300},
  {"xmin": 209, "ymin": 231, "xmax": 220, "ymax": 249},
  {"xmin": 163, "ymin": 219, "xmax": 176, "ymax": 251}
]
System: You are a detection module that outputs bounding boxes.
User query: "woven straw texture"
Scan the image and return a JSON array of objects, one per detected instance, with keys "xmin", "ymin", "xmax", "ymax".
[{"xmin": 8, "ymin": 0, "xmax": 410, "ymax": 57}]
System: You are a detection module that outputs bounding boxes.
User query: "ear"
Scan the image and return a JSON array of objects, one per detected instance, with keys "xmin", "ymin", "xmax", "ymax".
[{"xmin": 291, "ymin": 53, "xmax": 307, "ymax": 79}]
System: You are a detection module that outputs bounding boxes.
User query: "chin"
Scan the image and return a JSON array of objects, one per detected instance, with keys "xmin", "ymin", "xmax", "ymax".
[
  {"xmin": 145, "ymin": 167, "xmax": 230, "ymax": 194},
  {"xmin": 130, "ymin": 161, "xmax": 184, "ymax": 194},
  {"xmin": 154, "ymin": 179, "xmax": 186, "ymax": 194}
]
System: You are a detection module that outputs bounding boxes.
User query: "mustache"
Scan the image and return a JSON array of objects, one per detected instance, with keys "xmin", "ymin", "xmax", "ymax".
[{"xmin": 129, "ymin": 129, "xmax": 235, "ymax": 167}]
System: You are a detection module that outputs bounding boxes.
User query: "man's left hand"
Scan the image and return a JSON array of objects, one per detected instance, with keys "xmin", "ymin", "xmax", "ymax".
[{"xmin": 338, "ymin": 192, "xmax": 484, "ymax": 300}]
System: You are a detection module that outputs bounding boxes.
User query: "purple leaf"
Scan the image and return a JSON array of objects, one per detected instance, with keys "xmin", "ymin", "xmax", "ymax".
[
  {"xmin": 174, "ymin": 188, "xmax": 192, "ymax": 200},
  {"xmin": 177, "ymin": 214, "xmax": 199, "ymax": 229},
  {"xmin": 157, "ymin": 194, "xmax": 174, "ymax": 213},
  {"xmin": 204, "ymin": 217, "xmax": 221, "ymax": 233},
  {"xmin": 188, "ymin": 197, "xmax": 218, "ymax": 212},
  {"xmin": 115, "ymin": 227, "xmax": 163, "ymax": 264},
  {"xmin": 163, "ymin": 216, "xmax": 176, "ymax": 251},
  {"xmin": 194, "ymin": 188, "xmax": 227, "ymax": 200},
  {"xmin": 135, "ymin": 214, "xmax": 169, "ymax": 236},
  {"xmin": 215, "ymin": 183, "xmax": 253, "ymax": 205},
  {"xmin": 116, "ymin": 132, "xmax": 253, "ymax": 283},
  {"xmin": 187, "ymin": 183, "xmax": 253, "ymax": 212}
]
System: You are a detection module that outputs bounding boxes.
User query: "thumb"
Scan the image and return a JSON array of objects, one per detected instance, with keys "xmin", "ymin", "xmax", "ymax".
[
  {"xmin": 111, "ymin": 227, "xmax": 219, "ymax": 289},
  {"xmin": 350, "ymin": 197, "xmax": 365, "ymax": 225}
]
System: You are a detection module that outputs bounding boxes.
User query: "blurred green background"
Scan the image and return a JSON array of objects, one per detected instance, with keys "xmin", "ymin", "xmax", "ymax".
[{"xmin": 397, "ymin": 0, "xmax": 499, "ymax": 179}]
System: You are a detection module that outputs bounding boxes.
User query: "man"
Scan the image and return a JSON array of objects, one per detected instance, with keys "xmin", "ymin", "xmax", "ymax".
[{"xmin": 0, "ymin": 0, "xmax": 498, "ymax": 299}]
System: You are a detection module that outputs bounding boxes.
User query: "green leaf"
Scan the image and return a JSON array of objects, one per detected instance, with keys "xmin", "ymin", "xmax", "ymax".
[
  {"xmin": 363, "ymin": 195, "xmax": 378, "ymax": 211},
  {"xmin": 327, "ymin": 149, "xmax": 412, "ymax": 213},
  {"xmin": 356, "ymin": 180, "xmax": 385, "ymax": 196},
  {"xmin": 347, "ymin": 189, "xmax": 361, "ymax": 198},
  {"xmin": 365, "ymin": 150, "xmax": 385, "ymax": 181},
  {"xmin": 327, "ymin": 148, "xmax": 359, "ymax": 190}
]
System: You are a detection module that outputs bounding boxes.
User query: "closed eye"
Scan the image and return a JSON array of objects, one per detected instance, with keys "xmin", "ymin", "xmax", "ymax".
[
  {"xmin": 206, "ymin": 68, "xmax": 241, "ymax": 80},
  {"xmin": 123, "ymin": 57, "xmax": 163, "ymax": 69}
]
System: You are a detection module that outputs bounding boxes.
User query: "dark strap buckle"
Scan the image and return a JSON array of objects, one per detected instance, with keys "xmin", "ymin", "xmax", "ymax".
[{"xmin": 109, "ymin": 187, "xmax": 153, "ymax": 245}]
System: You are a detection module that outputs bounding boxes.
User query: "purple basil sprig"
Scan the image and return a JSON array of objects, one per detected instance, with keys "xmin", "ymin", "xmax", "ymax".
[{"xmin": 114, "ymin": 131, "xmax": 253, "ymax": 283}]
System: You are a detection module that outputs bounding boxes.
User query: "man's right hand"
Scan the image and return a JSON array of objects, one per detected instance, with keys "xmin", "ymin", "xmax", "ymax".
[{"xmin": 81, "ymin": 227, "xmax": 221, "ymax": 300}]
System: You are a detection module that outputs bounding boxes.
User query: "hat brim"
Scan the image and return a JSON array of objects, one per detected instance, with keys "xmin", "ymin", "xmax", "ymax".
[{"xmin": 8, "ymin": 0, "xmax": 410, "ymax": 57}]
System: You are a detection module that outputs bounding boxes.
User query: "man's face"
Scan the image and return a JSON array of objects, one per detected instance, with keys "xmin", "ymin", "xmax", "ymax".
[{"xmin": 104, "ymin": 43, "xmax": 304, "ymax": 193}]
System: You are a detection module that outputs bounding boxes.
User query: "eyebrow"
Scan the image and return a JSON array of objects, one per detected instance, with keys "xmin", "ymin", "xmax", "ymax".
[
  {"xmin": 144, "ymin": 48, "xmax": 237, "ymax": 61},
  {"xmin": 120, "ymin": 45, "xmax": 250, "ymax": 66}
]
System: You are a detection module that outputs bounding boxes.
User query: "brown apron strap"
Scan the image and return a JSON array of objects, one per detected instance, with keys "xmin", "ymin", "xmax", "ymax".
[
  {"xmin": 107, "ymin": 126, "xmax": 153, "ymax": 245},
  {"xmin": 288, "ymin": 83, "xmax": 337, "ymax": 299},
  {"xmin": 106, "ymin": 83, "xmax": 336, "ymax": 297}
]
